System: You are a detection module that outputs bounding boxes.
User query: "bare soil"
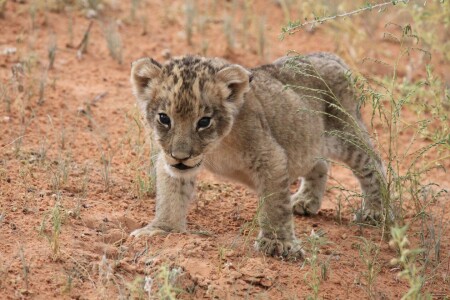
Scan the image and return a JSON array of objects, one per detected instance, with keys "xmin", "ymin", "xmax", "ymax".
[{"xmin": 1, "ymin": 1, "xmax": 449, "ymax": 299}]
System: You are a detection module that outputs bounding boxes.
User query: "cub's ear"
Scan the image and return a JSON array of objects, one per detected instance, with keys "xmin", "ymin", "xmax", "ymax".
[
  {"xmin": 216, "ymin": 64, "xmax": 252, "ymax": 101},
  {"xmin": 130, "ymin": 57, "xmax": 162, "ymax": 99}
]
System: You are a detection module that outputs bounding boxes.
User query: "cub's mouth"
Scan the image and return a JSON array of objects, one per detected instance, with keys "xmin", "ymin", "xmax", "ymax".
[{"xmin": 171, "ymin": 161, "xmax": 202, "ymax": 171}]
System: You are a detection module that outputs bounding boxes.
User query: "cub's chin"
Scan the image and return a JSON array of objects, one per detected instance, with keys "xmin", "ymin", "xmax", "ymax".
[{"xmin": 163, "ymin": 160, "xmax": 203, "ymax": 178}]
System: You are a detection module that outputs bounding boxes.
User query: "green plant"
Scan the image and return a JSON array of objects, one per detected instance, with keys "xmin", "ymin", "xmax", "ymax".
[
  {"xmin": 98, "ymin": 254, "xmax": 114, "ymax": 291},
  {"xmin": 37, "ymin": 135, "xmax": 49, "ymax": 164},
  {"xmin": 13, "ymin": 126, "xmax": 27, "ymax": 157},
  {"xmin": 67, "ymin": 11, "xmax": 74, "ymax": 46},
  {"xmin": 223, "ymin": 14, "xmax": 235, "ymax": 51},
  {"xmin": 303, "ymin": 229, "xmax": 330, "ymax": 300},
  {"xmin": 127, "ymin": 276, "xmax": 147, "ymax": 299},
  {"xmin": 100, "ymin": 151, "xmax": 113, "ymax": 191},
  {"xmin": 18, "ymin": 247, "xmax": 30, "ymax": 292},
  {"xmin": 198, "ymin": 15, "xmax": 209, "ymax": 56},
  {"xmin": 240, "ymin": 195, "xmax": 268, "ymax": 253},
  {"xmin": 281, "ymin": 1, "xmax": 410, "ymax": 39},
  {"xmin": 395, "ymin": 65, "xmax": 449, "ymax": 145},
  {"xmin": 130, "ymin": 0, "xmax": 139, "ymax": 21},
  {"xmin": 37, "ymin": 69, "xmax": 47, "ymax": 105},
  {"xmin": 0, "ymin": 82, "xmax": 11, "ymax": 113},
  {"xmin": 50, "ymin": 156, "xmax": 70, "ymax": 194},
  {"xmin": 77, "ymin": 21, "xmax": 93, "ymax": 59},
  {"xmin": 0, "ymin": 0, "xmax": 6, "ymax": 18},
  {"xmin": 335, "ymin": 194, "xmax": 343, "ymax": 224},
  {"xmin": 134, "ymin": 168, "xmax": 155, "ymax": 199},
  {"xmin": 29, "ymin": 1, "xmax": 37, "ymax": 30},
  {"xmin": 128, "ymin": 112, "xmax": 157, "ymax": 198},
  {"xmin": 140, "ymin": 14, "xmax": 149, "ymax": 35},
  {"xmin": 281, "ymin": 54, "xmax": 391, "ymax": 228},
  {"xmin": 81, "ymin": 0, "xmax": 103, "ymax": 11},
  {"xmin": 286, "ymin": 19, "xmax": 448, "ymax": 233},
  {"xmin": 256, "ymin": 16, "xmax": 266, "ymax": 60},
  {"xmin": 156, "ymin": 265, "xmax": 184, "ymax": 299},
  {"xmin": 62, "ymin": 274, "xmax": 73, "ymax": 294},
  {"xmin": 282, "ymin": 6, "xmax": 449, "ymax": 294},
  {"xmin": 39, "ymin": 200, "xmax": 65, "ymax": 261},
  {"xmin": 240, "ymin": 0, "xmax": 252, "ymax": 49},
  {"xmin": 406, "ymin": 0, "xmax": 450, "ymax": 63},
  {"xmin": 103, "ymin": 21, "xmax": 123, "ymax": 64},
  {"xmin": 49, "ymin": 202, "xmax": 63, "ymax": 260},
  {"xmin": 357, "ymin": 25, "xmax": 448, "ymax": 226},
  {"xmin": 278, "ymin": 0, "xmax": 292, "ymax": 24},
  {"xmin": 184, "ymin": 0, "xmax": 196, "ymax": 45},
  {"xmin": 357, "ymin": 237, "xmax": 381, "ymax": 298},
  {"xmin": 47, "ymin": 33, "xmax": 57, "ymax": 69},
  {"xmin": 390, "ymin": 225, "xmax": 431, "ymax": 300}
]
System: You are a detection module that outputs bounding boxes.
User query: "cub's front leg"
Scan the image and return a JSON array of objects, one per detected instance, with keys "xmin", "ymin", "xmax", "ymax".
[
  {"xmin": 131, "ymin": 154, "xmax": 195, "ymax": 237},
  {"xmin": 253, "ymin": 145, "xmax": 304, "ymax": 259}
]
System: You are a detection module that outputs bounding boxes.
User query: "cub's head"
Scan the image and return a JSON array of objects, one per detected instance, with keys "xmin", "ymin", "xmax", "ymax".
[{"xmin": 130, "ymin": 56, "xmax": 252, "ymax": 177}]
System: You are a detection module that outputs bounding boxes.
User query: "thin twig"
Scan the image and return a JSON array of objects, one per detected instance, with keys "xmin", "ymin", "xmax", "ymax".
[
  {"xmin": 91, "ymin": 91, "xmax": 108, "ymax": 106},
  {"xmin": 1, "ymin": 135, "xmax": 27, "ymax": 150},
  {"xmin": 76, "ymin": 21, "xmax": 94, "ymax": 49},
  {"xmin": 281, "ymin": 0, "xmax": 409, "ymax": 37}
]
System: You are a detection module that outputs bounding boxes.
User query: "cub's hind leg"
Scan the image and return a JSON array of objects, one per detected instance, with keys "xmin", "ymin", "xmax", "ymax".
[
  {"xmin": 327, "ymin": 135, "xmax": 387, "ymax": 223},
  {"xmin": 292, "ymin": 160, "xmax": 328, "ymax": 216}
]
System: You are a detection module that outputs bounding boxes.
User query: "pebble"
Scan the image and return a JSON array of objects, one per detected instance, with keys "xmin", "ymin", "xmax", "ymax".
[
  {"xmin": 260, "ymin": 278, "xmax": 273, "ymax": 287},
  {"xmin": 85, "ymin": 9, "xmax": 97, "ymax": 19},
  {"xmin": 161, "ymin": 49, "xmax": 171, "ymax": 59},
  {"xmin": 2, "ymin": 47, "xmax": 16, "ymax": 55}
]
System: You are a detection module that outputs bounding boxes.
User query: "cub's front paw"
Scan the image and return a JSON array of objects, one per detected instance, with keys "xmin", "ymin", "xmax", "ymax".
[
  {"xmin": 130, "ymin": 224, "xmax": 170, "ymax": 237},
  {"xmin": 255, "ymin": 236, "xmax": 305, "ymax": 259}
]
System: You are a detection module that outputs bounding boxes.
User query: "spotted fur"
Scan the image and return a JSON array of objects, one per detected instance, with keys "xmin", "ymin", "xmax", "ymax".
[{"xmin": 130, "ymin": 53, "xmax": 386, "ymax": 259}]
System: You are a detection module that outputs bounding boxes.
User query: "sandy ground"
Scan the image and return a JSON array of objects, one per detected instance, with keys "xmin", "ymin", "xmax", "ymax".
[{"xmin": 1, "ymin": 0, "xmax": 449, "ymax": 299}]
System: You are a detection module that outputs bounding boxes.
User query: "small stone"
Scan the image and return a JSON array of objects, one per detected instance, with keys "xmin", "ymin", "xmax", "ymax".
[
  {"xmin": 210, "ymin": 274, "xmax": 219, "ymax": 280},
  {"xmin": 260, "ymin": 277, "xmax": 273, "ymax": 287},
  {"xmin": 119, "ymin": 261, "xmax": 136, "ymax": 272},
  {"xmin": 86, "ymin": 9, "xmax": 97, "ymax": 19},
  {"xmin": 161, "ymin": 49, "xmax": 171, "ymax": 59},
  {"xmin": 2, "ymin": 47, "xmax": 17, "ymax": 56},
  {"xmin": 229, "ymin": 270, "xmax": 242, "ymax": 279},
  {"xmin": 77, "ymin": 106, "xmax": 86, "ymax": 114}
]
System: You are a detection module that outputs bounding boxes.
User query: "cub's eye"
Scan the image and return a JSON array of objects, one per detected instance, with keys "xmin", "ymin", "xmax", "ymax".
[
  {"xmin": 197, "ymin": 117, "xmax": 211, "ymax": 129},
  {"xmin": 158, "ymin": 113, "xmax": 171, "ymax": 127}
]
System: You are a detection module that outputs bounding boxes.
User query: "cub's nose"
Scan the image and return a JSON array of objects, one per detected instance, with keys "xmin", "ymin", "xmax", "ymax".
[{"xmin": 170, "ymin": 151, "xmax": 191, "ymax": 161}]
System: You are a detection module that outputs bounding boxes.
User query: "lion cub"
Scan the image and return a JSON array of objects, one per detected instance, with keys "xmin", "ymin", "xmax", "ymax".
[{"xmin": 130, "ymin": 53, "xmax": 386, "ymax": 258}]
